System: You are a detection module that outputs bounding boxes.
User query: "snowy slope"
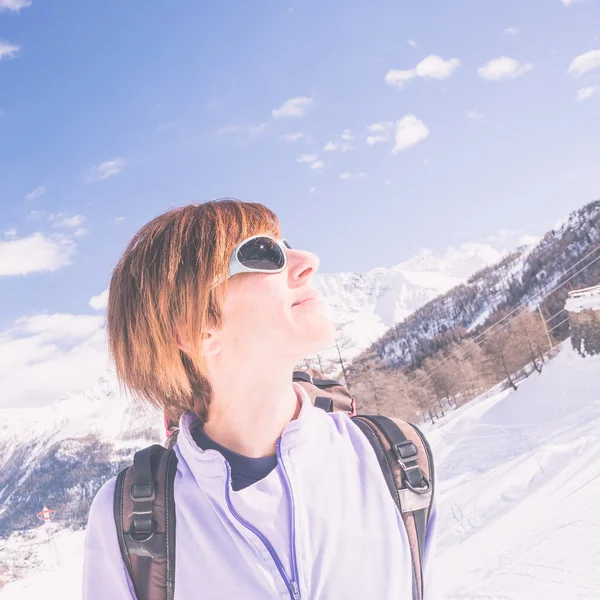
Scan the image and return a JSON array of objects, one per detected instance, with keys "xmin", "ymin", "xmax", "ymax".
[
  {"xmin": 2, "ymin": 342, "xmax": 599, "ymax": 599},
  {"xmin": 0, "ymin": 525, "xmax": 85, "ymax": 600},
  {"xmin": 430, "ymin": 343, "xmax": 600, "ymax": 599}
]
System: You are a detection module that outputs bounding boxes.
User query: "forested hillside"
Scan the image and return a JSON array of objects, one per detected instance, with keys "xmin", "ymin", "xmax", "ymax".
[{"xmin": 344, "ymin": 200, "xmax": 600, "ymax": 420}]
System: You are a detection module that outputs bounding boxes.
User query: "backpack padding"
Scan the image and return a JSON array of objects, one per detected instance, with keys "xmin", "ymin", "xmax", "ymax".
[
  {"xmin": 351, "ymin": 417, "xmax": 400, "ymax": 506},
  {"xmin": 352, "ymin": 415, "xmax": 433, "ymax": 600},
  {"xmin": 292, "ymin": 370, "xmax": 354, "ymax": 415},
  {"xmin": 114, "ymin": 446, "xmax": 178, "ymax": 600}
]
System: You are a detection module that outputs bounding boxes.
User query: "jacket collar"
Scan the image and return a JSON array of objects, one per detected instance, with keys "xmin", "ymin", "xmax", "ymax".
[{"xmin": 175, "ymin": 383, "xmax": 325, "ymax": 481}]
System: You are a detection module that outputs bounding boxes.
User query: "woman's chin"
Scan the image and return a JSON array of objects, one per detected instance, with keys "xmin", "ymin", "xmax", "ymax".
[{"xmin": 302, "ymin": 317, "xmax": 337, "ymax": 356}]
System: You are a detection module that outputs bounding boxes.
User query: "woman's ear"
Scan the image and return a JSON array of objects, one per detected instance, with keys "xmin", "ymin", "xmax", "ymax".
[
  {"xmin": 176, "ymin": 325, "xmax": 222, "ymax": 358},
  {"xmin": 201, "ymin": 331, "xmax": 222, "ymax": 357},
  {"xmin": 176, "ymin": 329, "xmax": 221, "ymax": 357}
]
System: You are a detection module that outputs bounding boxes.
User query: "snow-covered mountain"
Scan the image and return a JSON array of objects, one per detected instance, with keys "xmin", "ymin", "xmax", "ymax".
[
  {"xmin": 0, "ymin": 373, "xmax": 162, "ymax": 537},
  {"xmin": 315, "ymin": 243, "xmax": 505, "ymax": 357},
  {"xmin": 368, "ymin": 199, "xmax": 600, "ymax": 370}
]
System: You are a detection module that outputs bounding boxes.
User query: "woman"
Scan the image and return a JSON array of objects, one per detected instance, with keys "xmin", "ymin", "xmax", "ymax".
[{"xmin": 83, "ymin": 199, "xmax": 438, "ymax": 599}]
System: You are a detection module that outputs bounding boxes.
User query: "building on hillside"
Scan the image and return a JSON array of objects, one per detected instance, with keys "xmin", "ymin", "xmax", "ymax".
[{"xmin": 566, "ymin": 284, "xmax": 600, "ymax": 357}]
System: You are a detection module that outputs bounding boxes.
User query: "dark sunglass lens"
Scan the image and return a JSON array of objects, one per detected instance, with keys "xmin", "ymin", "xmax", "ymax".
[{"xmin": 237, "ymin": 237, "xmax": 285, "ymax": 270}]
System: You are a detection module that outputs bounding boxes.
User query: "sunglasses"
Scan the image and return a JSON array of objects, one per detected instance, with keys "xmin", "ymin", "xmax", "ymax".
[{"xmin": 227, "ymin": 235, "xmax": 292, "ymax": 279}]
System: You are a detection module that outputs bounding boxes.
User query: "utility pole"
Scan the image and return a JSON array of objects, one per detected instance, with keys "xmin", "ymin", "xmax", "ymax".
[
  {"xmin": 538, "ymin": 305, "xmax": 554, "ymax": 352},
  {"xmin": 334, "ymin": 339, "xmax": 351, "ymax": 389}
]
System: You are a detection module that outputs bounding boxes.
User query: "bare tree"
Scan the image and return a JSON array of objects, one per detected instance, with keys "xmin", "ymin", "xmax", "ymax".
[
  {"xmin": 408, "ymin": 368, "xmax": 438, "ymax": 424},
  {"xmin": 483, "ymin": 327, "xmax": 519, "ymax": 391}
]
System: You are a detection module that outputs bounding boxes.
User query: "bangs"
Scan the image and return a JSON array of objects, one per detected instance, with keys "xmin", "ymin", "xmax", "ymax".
[
  {"xmin": 208, "ymin": 200, "xmax": 282, "ymax": 282},
  {"xmin": 218, "ymin": 200, "xmax": 281, "ymax": 251}
]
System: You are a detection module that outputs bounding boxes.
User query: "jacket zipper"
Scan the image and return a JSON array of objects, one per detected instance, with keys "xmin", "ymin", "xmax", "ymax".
[
  {"xmin": 224, "ymin": 461, "xmax": 301, "ymax": 600},
  {"xmin": 276, "ymin": 439, "xmax": 301, "ymax": 600}
]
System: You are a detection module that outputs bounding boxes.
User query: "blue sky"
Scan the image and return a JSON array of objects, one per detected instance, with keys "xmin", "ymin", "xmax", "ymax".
[{"xmin": 1, "ymin": 0, "xmax": 599, "ymax": 407}]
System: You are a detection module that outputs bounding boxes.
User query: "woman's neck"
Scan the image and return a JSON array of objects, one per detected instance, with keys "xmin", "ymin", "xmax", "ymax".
[{"xmin": 202, "ymin": 367, "xmax": 301, "ymax": 458}]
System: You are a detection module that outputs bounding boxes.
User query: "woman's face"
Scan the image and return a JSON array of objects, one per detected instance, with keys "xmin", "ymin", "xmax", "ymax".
[{"xmin": 210, "ymin": 243, "xmax": 335, "ymax": 366}]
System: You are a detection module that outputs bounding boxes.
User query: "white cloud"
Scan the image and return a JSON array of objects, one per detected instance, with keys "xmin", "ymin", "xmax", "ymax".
[
  {"xmin": 74, "ymin": 228, "xmax": 88, "ymax": 238},
  {"xmin": 0, "ymin": 233, "xmax": 76, "ymax": 276},
  {"xmin": 88, "ymin": 158, "xmax": 126, "ymax": 182},
  {"xmin": 562, "ymin": 0, "xmax": 587, "ymax": 5},
  {"xmin": 297, "ymin": 153, "xmax": 324, "ymax": 170},
  {"xmin": 113, "ymin": 216, "xmax": 125, "ymax": 225},
  {"xmin": 324, "ymin": 141, "xmax": 353, "ymax": 152},
  {"xmin": 4, "ymin": 228, "xmax": 17, "ymax": 238},
  {"xmin": 14, "ymin": 313, "xmax": 104, "ymax": 343},
  {"xmin": 385, "ymin": 69, "xmax": 417, "ymax": 88},
  {"xmin": 51, "ymin": 214, "xmax": 86, "ymax": 229},
  {"xmin": 384, "ymin": 180, "xmax": 392, "ymax": 186},
  {"xmin": 0, "ymin": 0, "xmax": 31, "ymax": 12},
  {"xmin": 0, "ymin": 313, "xmax": 109, "ymax": 408},
  {"xmin": 272, "ymin": 96, "xmax": 313, "ymax": 119},
  {"xmin": 297, "ymin": 153, "xmax": 318, "ymax": 163},
  {"xmin": 366, "ymin": 121, "xmax": 394, "ymax": 145},
  {"xmin": 341, "ymin": 129, "xmax": 355, "ymax": 140},
  {"xmin": 504, "ymin": 27, "xmax": 520, "ymax": 35},
  {"xmin": 386, "ymin": 55, "xmax": 461, "ymax": 88},
  {"xmin": 416, "ymin": 55, "xmax": 461, "ymax": 79},
  {"xmin": 478, "ymin": 57, "xmax": 534, "ymax": 80},
  {"xmin": 218, "ymin": 122, "xmax": 267, "ymax": 135},
  {"xmin": 408, "ymin": 40, "xmax": 417, "ymax": 48},
  {"xmin": 25, "ymin": 185, "xmax": 46, "ymax": 200},
  {"xmin": 280, "ymin": 132, "xmax": 305, "ymax": 142},
  {"xmin": 568, "ymin": 49, "xmax": 600, "ymax": 77},
  {"xmin": 89, "ymin": 289, "xmax": 109, "ymax": 311},
  {"xmin": 309, "ymin": 187, "xmax": 316, "ymax": 193},
  {"xmin": 393, "ymin": 115, "xmax": 429, "ymax": 153},
  {"xmin": 577, "ymin": 86, "xmax": 599, "ymax": 100},
  {"xmin": 467, "ymin": 109, "xmax": 485, "ymax": 120},
  {"xmin": 0, "ymin": 40, "xmax": 20, "ymax": 61},
  {"xmin": 358, "ymin": 172, "xmax": 367, "ymax": 178},
  {"xmin": 339, "ymin": 172, "xmax": 352, "ymax": 180}
]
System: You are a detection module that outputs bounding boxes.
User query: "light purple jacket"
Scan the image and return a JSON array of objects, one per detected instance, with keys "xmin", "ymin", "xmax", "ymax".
[{"xmin": 83, "ymin": 386, "xmax": 438, "ymax": 600}]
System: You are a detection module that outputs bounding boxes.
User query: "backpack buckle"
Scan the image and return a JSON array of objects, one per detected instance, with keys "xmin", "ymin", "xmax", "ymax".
[
  {"xmin": 392, "ymin": 441, "xmax": 418, "ymax": 463},
  {"xmin": 392, "ymin": 441, "xmax": 431, "ymax": 494},
  {"xmin": 131, "ymin": 483, "xmax": 155, "ymax": 502}
]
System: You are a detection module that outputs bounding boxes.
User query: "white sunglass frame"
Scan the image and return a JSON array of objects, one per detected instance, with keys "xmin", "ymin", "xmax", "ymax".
[{"xmin": 227, "ymin": 234, "xmax": 291, "ymax": 279}]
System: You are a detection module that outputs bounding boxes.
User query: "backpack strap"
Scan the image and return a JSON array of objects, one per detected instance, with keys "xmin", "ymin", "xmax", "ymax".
[
  {"xmin": 351, "ymin": 415, "xmax": 434, "ymax": 600},
  {"xmin": 112, "ymin": 409, "xmax": 432, "ymax": 600},
  {"xmin": 113, "ymin": 445, "xmax": 178, "ymax": 600}
]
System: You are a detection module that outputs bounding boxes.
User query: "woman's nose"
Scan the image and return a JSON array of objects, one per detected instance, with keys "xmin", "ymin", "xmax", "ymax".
[{"xmin": 287, "ymin": 249, "xmax": 320, "ymax": 284}]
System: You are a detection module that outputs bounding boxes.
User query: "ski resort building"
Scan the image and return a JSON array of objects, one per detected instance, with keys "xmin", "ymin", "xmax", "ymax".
[{"xmin": 566, "ymin": 284, "xmax": 600, "ymax": 356}]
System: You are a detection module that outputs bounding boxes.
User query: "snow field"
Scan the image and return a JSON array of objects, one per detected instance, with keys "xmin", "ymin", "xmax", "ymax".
[{"xmin": 1, "ymin": 343, "xmax": 599, "ymax": 599}]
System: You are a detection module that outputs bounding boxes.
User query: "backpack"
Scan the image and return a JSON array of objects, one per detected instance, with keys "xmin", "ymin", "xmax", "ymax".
[{"xmin": 113, "ymin": 371, "xmax": 434, "ymax": 600}]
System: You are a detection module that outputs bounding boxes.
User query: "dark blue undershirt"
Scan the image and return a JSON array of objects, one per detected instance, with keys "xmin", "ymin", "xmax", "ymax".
[{"xmin": 191, "ymin": 422, "xmax": 278, "ymax": 491}]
